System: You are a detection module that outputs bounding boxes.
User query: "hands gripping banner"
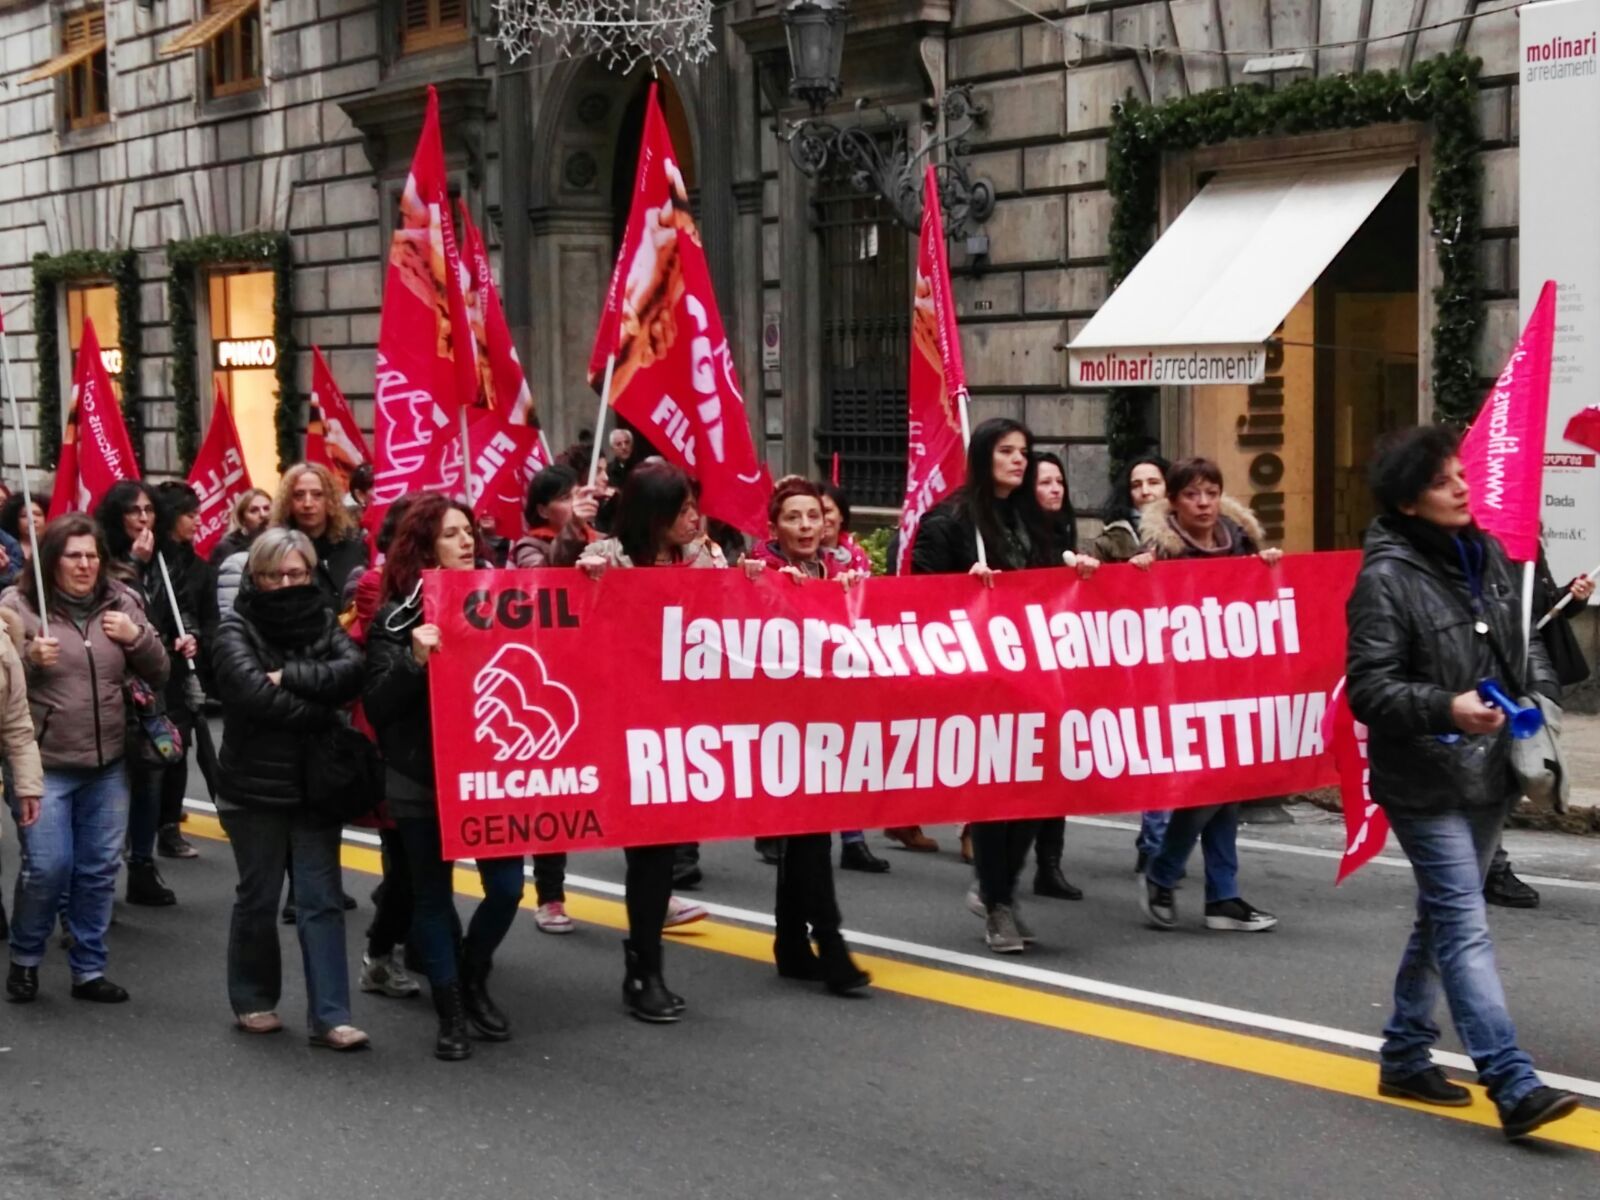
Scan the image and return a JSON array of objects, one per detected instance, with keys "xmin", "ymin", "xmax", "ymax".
[
  {"xmin": 424, "ymin": 552, "xmax": 1360, "ymax": 857},
  {"xmin": 588, "ymin": 83, "xmax": 771, "ymax": 537}
]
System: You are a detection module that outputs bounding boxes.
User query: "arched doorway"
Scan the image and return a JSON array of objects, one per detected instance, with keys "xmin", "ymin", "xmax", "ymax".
[{"xmin": 525, "ymin": 60, "xmax": 700, "ymax": 454}]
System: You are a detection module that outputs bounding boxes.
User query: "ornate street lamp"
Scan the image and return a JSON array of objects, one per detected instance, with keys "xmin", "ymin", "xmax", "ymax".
[{"xmin": 776, "ymin": 0, "xmax": 995, "ymax": 240}]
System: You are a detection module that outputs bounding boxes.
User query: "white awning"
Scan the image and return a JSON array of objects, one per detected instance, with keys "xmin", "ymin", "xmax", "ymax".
[{"xmin": 1068, "ymin": 160, "xmax": 1407, "ymax": 387}]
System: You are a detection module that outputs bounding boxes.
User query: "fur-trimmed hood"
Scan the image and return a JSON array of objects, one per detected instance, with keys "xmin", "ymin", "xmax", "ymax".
[{"xmin": 1139, "ymin": 495, "xmax": 1265, "ymax": 560}]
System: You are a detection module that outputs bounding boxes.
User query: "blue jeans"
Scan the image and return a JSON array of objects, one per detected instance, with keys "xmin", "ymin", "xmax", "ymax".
[
  {"xmin": 1146, "ymin": 803, "xmax": 1239, "ymax": 904},
  {"xmin": 840, "ymin": 831, "xmax": 865, "ymax": 845},
  {"xmin": 218, "ymin": 806, "xmax": 351, "ymax": 1033},
  {"xmin": 9, "ymin": 763, "xmax": 131, "ymax": 982},
  {"xmin": 397, "ymin": 816, "xmax": 526, "ymax": 988},
  {"xmin": 1135, "ymin": 810, "xmax": 1171, "ymax": 860},
  {"xmin": 1381, "ymin": 802, "xmax": 1540, "ymax": 1110}
]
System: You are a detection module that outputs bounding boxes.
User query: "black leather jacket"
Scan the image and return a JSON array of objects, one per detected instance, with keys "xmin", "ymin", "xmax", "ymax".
[
  {"xmin": 211, "ymin": 603, "xmax": 364, "ymax": 809},
  {"xmin": 362, "ymin": 594, "xmax": 433, "ymax": 794},
  {"xmin": 1345, "ymin": 518, "xmax": 1558, "ymax": 816}
]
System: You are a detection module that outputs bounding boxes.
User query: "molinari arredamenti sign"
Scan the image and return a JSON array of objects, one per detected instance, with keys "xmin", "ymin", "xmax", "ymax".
[{"xmin": 1521, "ymin": 0, "xmax": 1600, "ymax": 592}]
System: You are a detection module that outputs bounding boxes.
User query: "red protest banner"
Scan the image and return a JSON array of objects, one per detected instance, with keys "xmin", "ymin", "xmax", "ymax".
[
  {"xmin": 49, "ymin": 316, "xmax": 139, "ymax": 518},
  {"xmin": 187, "ymin": 383, "xmax": 253, "ymax": 559},
  {"xmin": 369, "ymin": 84, "xmax": 476, "ymax": 528},
  {"xmin": 898, "ymin": 166, "xmax": 969, "ymax": 574},
  {"xmin": 587, "ymin": 82, "xmax": 771, "ymax": 538},
  {"xmin": 423, "ymin": 552, "xmax": 1360, "ymax": 858}
]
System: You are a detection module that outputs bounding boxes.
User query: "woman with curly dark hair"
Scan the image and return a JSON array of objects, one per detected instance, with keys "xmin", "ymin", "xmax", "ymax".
[{"xmin": 364, "ymin": 493, "xmax": 528, "ymax": 1061}]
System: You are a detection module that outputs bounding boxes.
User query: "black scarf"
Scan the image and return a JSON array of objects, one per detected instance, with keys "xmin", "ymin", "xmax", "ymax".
[
  {"xmin": 236, "ymin": 582, "xmax": 329, "ymax": 649},
  {"xmin": 1387, "ymin": 514, "xmax": 1486, "ymax": 575}
]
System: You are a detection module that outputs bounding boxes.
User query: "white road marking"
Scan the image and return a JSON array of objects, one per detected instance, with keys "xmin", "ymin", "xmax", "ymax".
[{"xmin": 185, "ymin": 799, "xmax": 1600, "ymax": 1098}]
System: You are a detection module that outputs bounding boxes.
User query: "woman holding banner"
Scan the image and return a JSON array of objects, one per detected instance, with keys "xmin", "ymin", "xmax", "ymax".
[
  {"xmin": 365, "ymin": 494, "xmax": 527, "ymax": 1060},
  {"xmin": 564, "ymin": 462, "xmax": 732, "ymax": 1021},
  {"xmin": 1346, "ymin": 425, "xmax": 1577, "ymax": 1140},
  {"xmin": 1137, "ymin": 459, "xmax": 1280, "ymax": 935},
  {"xmin": 748, "ymin": 478, "xmax": 873, "ymax": 993},
  {"xmin": 912, "ymin": 418, "xmax": 1061, "ymax": 955},
  {"xmin": 4, "ymin": 515, "xmax": 169, "ymax": 1004},
  {"xmin": 1090, "ymin": 454, "xmax": 1171, "ymax": 873}
]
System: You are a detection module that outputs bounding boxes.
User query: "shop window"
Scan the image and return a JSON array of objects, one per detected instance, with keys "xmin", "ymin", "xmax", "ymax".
[
  {"xmin": 160, "ymin": 0, "xmax": 261, "ymax": 99},
  {"xmin": 65, "ymin": 282, "xmax": 122, "ymax": 403},
  {"xmin": 208, "ymin": 270, "xmax": 280, "ymax": 491},
  {"xmin": 22, "ymin": 9, "xmax": 109, "ymax": 131},
  {"xmin": 401, "ymin": 0, "xmax": 467, "ymax": 54}
]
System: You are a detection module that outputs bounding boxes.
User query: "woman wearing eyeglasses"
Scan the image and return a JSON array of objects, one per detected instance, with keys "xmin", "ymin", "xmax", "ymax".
[
  {"xmin": 209, "ymin": 529, "xmax": 368, "ymax": 1048},
  {"xmin": 3, "ymin": 514, "xmax": 169, "ymax": 1004}
]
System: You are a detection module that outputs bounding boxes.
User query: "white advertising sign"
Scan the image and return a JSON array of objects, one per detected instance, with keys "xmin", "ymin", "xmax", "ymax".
[{"xmin": 1521, "ymin": 0, "xmax": 1600, "ymax": 592}]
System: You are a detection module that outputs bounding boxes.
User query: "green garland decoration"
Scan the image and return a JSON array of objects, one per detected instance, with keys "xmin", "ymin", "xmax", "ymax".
[
  {"xmin": 1103, "ymin": 52, "xmax": 1483, "ymax": 482},
  {"xmin": 30, "ymin": 249, "xmax": 142, "ymax": 472},
  {"xmin": 167, "ymin": 232, "xmax": 296, "ymax": 473}
]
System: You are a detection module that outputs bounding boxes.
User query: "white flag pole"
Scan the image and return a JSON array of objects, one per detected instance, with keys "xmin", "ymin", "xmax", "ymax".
[
  {"xmin": 0, "ymin": 321, "xmax": 47, "ymax": 624},
  {"xmin": 1536, "ymin": 558, "xmax": 1600, "ymax": 629},
  {"xmin": 588, "ymin": 353, "xmax": 615, "ymax": 489},
  {"xmin": 954, "ymin": 386, "xmax": 987, "ymax": 570},
  {"xmin": 155, "ymin": 551, "xmax": 197, "ymax": 677},
  {"xmin": 1520, "ymin": 560, "xmax": 1535, "ymax": 677},
  {"xmin": 458, "ymin": 405, "xmax": 475, "ymax": 507}
]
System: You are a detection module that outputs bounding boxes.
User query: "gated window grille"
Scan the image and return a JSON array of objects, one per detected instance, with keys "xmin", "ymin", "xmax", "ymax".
[{"xmin": 813, "ymin": 167, "xmax": 909, "ymax": 509}]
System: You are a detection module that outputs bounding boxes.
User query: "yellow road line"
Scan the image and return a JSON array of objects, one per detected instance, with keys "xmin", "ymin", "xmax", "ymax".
[{"xmin": 186, "ymin": 813, "xmax": 1600, "ymax": 1152}]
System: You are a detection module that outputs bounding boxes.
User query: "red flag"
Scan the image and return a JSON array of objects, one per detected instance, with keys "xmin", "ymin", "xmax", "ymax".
[
  {"xmin": 458, "ymin": 200, "xmax": 544, "ymax": 436},
  {"xmin": 1460, "ymin": 279, "xmax": 1556, "ymax": 563},
  {"xmin": 587, "ymin": 84, "xmax": 771, "ymax": 537},
  {"xmin": 49, "ymin": 317, "xmax": 138, "ymax": 518},
  {"xmin": 187, "ymin": 383, "xmax": 254, "ymax": 559},
  {"xmin": 1563, "ymin": 403, "xmax": 1600, "ymax": 456},
  {"xmin": 307, "ymin": 346, "xmax": 371, "ymax": 490},
  {"xmin": 467, "ymin": 404, "xmax": 544, "ymax": 538},
  {"xmin": 897, "ymin": 166, "xmax": 969, "ymax": 574},
  {"xmin": 1323, "ymin": 679, "xmax": 1390, "ymax": 883},
  {"xmin": 369, "ymin": 84, "xmax": 478, "ymax": 526}
]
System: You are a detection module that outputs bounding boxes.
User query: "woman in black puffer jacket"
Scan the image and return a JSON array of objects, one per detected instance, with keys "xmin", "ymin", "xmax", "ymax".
[{"xmin": 211, "ymin": 528, "xmax": 367, "ymax": 1051}]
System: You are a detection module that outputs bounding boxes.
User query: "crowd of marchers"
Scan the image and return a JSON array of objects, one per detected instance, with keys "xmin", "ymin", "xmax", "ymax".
[{"xmin": 0, "ymin": 418, "xmax": 1590, "ymax": 1142}]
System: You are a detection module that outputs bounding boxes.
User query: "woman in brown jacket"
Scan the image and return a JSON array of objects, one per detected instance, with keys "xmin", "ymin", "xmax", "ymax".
[
  {"xmin": 0, "ymin": 606, "xmax": 45, "ymax": 945},
  {"xmin": 3, "ymin": 514, "xmax": 169, "ymax": 1004}
]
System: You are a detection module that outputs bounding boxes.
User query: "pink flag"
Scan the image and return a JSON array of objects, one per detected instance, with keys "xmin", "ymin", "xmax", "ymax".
[
  {"xmin": 187, "ymin": 383, "xmax": 253, "ymax": 560},
  {"xmin": 1323, "ymin": 679, "xmax": 1389, "ymax": 884},
  {"xmin": 897, "ymin": 166, "xmax": 969, "ymax": 574},
  {"xmin": 1563, "ymin": 403, "xmax": 1600, "ymax": 456},
  {"xmin": 1460, "ymin": 279, "xmax": 1556, "ymax": 563},
  {"xmin": 49, "ymin": 317, "xmax": 139, "ymax": 518},
  {"xmin": 587, "ymin": 84, "xmax": 771, "ymax": 538},
  {"xmin": 307, "ymin": 346, "xmax": 371, "ymax": 490}
]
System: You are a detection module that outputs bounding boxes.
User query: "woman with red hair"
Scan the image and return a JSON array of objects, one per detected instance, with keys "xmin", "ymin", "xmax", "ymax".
[{"xmin": 363, "ymin": 493, "xmax": 527, "ymax": 1061}]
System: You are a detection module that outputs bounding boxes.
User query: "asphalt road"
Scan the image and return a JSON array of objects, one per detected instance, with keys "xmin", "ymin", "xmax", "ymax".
[{"xmin": 2, "ymin": 793, "xmax": 1598, "ymax": 1200}]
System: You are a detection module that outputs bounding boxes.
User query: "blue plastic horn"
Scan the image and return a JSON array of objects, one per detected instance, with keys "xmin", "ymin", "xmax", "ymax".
[{"xmin": 1478, "ymin": 679, "xmax": 1545, "ymax": 740}]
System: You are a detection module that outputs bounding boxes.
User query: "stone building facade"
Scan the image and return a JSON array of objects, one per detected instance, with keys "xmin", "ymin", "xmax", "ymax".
[{"xmin": 0, "ymin": 0, "xmax": 1536, "ymax": 523}]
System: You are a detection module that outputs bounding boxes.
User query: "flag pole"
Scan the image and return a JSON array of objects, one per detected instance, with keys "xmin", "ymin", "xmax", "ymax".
[
  {"xmin": 1536, "ymin": 558, "xmax": 1600, "ymax": 628},
  {"xmin": 954, "ymin": 387, "xmax": 987, "ymax": 569},
  {"xmin": 0, "ymin": 319, "xmax": 48, "ymax": 624},
  {"xmin": 588, "ymin": 353, "xmax": 615, "ymax": 488},
  {"xmin": 155, "ymin": 551, "xmax": 197, "ymax": 679},
  {"xmin": 1520, "ymin": 561, "xmax": 1535, "ymax": 676},
  {"xmin": 459, "ymin": 405, "xmax": 475, "ymax": 507}
]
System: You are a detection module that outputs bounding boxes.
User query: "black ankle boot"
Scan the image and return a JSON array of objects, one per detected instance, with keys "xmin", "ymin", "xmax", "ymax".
[
  {"xmin": 815, "ymin": 935, "xmax": 871, "ymax": 995},
  {"xmin": 6, "ymin": 962, "xmax": 38, "ymax": 1003},
  {"xmin": 461, "ymin": 956, "xmax": 511, "ymax": 1041},
  {"xmin": 432, "ymin": 982, "xmax": 473, "ymax": 1061},
  {"xmin": 125, "ymin": 860, "xmax": 176, "ymax": 907},
  {"xmin": 622, "ymin": 939, "xmax": 681, "ymax": 1023},
  {"xmin": 773, "ymin": 936, "xmax": 824, "ymax": 981},
  {"xmin": 1033, "ymin": 858, "xmax": 1083, "ymax": 901}
]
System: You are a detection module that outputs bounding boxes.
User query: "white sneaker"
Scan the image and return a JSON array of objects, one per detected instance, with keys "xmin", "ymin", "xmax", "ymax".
[
  {"xmin": 359, "ymin": 951, "xmax": 421, "ymax": 998},
  {"xmin": 965, "ymin": 884, "xmax": 986, "ymax": 918},
  {"xmin": 534, "ymin": 900, "xmax": 576, "ymax": 934},
  {"xmin": 662, "ymin": 895, "xmax": 707, "ymax": 931}
]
